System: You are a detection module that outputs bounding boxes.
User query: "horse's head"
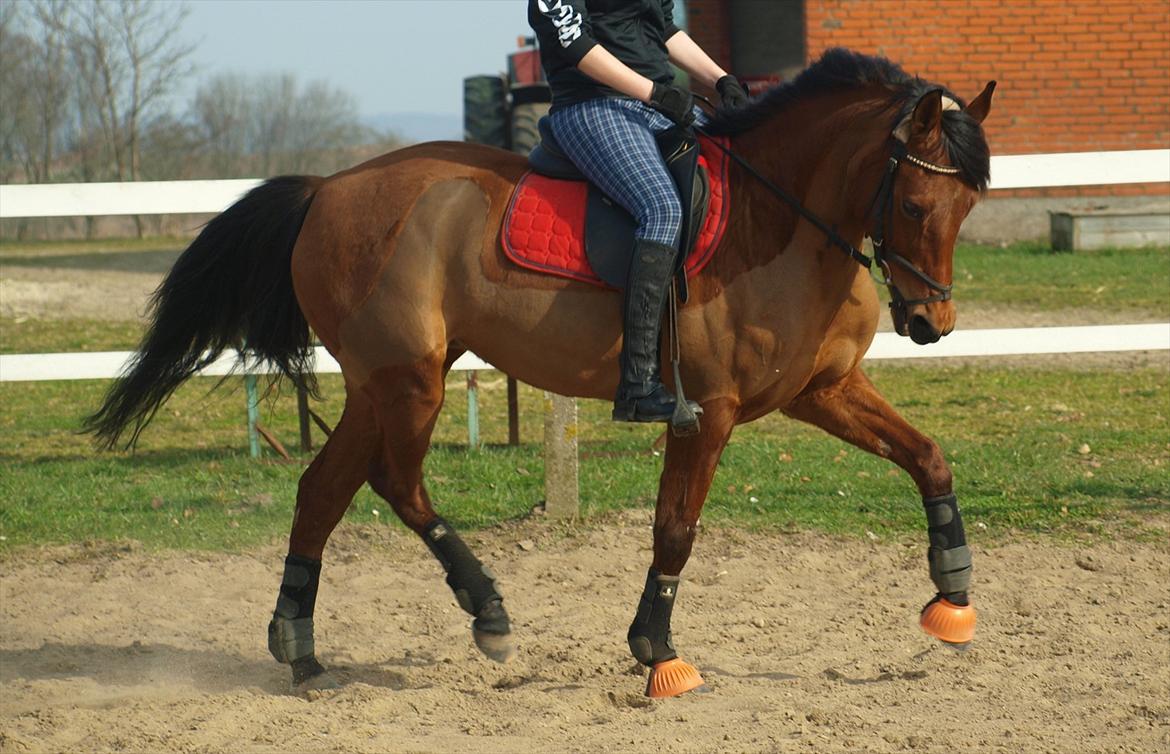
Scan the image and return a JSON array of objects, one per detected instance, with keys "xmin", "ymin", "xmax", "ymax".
[{"xmin": 872, "ymin": 82, "xmax": 995, "ymax": 344}]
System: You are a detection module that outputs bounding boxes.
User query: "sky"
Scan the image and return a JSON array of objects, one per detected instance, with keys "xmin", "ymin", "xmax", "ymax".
[{"xmin": 180, "ymin": 1, "xmax": 534, "ymax": 135}]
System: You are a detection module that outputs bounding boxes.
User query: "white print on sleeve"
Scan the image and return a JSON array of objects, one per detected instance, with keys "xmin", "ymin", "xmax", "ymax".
[{"xmin": 537, "ymin": 0, "xmax": 583, "ymax": 48}]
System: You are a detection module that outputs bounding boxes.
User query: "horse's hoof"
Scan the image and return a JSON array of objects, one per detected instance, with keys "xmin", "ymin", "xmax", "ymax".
[
  {"xmin": 919, "ymin": 597, "xmax": 977, "ymax": 647},
  {"xmin": 473, "ymin": 628, "xmax": 517, "ymax": 663},
  {"xmin": 293, "ymin": 669, "xmax": 341, "ymax": 699},
  {"xmin": 472, "ymin": 599, "xmax": 515, "ymax": 663},
  {"xmin": 645, "ymin": 657, "xmax": 707, "ymax": 698}
]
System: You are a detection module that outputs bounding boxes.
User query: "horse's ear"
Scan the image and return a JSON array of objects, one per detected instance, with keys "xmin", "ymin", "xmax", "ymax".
[
  {"xmin": 894, "ymin": 88, "xmax": 946, "ymax": 143},
  {"xmin": 910, "ymin": 89, "xmax": 944, "ymax": 140},
  {"xmin": 965, "ymin": 81, "xmax": 997, "ymax": 124}
]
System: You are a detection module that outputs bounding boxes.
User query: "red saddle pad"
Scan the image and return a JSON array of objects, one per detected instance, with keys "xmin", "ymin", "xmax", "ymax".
[{"xmin": 501, "ymin": 135, "xmax": 730, "ymax": 287}]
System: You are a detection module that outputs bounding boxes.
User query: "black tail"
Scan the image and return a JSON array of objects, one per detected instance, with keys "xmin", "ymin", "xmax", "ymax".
[{"xmin": 84, "ymin": 175, "xmax": 322, "ymax": 449}]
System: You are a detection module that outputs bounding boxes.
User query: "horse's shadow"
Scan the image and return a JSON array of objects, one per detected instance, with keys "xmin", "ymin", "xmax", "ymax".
[{"xmin": 0, "ymin": 642, "xmax": 432, "ymax": 697}]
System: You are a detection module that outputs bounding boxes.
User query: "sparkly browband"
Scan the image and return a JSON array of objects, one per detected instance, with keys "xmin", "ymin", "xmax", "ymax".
[{"xmin": 904, "ymin": 153, "xmax": 961, "ymax": 175}]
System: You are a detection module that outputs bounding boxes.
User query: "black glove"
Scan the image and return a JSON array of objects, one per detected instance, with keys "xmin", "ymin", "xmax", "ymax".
[
  {"xmin": 648, "ymin": 82, "xmax": 696, "ymax": 126},
  {"xmin": 715, "ymin": 75, "xmax": 749, "ymax": 110}
]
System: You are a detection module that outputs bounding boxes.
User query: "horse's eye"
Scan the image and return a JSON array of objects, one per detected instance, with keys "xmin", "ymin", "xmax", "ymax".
[{"xmin": 902, "ymin": 199, "xmax": 925, "ymax": 220}]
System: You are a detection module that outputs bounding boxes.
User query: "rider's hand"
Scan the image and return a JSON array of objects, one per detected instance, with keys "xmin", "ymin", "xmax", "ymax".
[
  {"xmin": 649, "ymin": 82, "xmax": 696, "ymax": 126},
  {"xmin": 715, "ymin": 75, "xmax": 749, "ymax": 110}
]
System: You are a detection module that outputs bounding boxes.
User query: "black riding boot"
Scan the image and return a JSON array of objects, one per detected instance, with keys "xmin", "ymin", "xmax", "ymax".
[{"xmin": 613, "ymin": 239, "xmax": 682, "ymax": 423}]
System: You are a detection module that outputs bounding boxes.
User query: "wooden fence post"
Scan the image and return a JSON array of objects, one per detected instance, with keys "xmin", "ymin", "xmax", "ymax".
[
  {"xmin": 467, "ymin": 371, "xmax": 480, "ymax": 450},
  {"xmin": 542, "ymin": 392, "xmax": 579, "ymax": 519}
]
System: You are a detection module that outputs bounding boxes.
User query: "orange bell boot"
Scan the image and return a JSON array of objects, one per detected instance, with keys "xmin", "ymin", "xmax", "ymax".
[
  {"xmin": 646, "ymin": 657, "xmax": 707, "ymax": 698},
  {"xmin": 919, "ymin": 597, "xmax": 977, "ymax": 647}
]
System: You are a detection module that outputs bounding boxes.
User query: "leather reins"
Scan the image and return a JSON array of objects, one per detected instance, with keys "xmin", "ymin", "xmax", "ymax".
[{"xmin": 696, "ymin": 126, "xmax": 961, "ymax": 322}]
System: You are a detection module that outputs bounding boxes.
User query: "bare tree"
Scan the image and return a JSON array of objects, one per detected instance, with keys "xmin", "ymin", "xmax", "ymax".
[
  {"xmin": 189, "ymin": 72, "xmax": 385, "ymax": 178},
  {"xmin": 192, "ymin": 73, "xmax": 253, "ymax": 177},
  {"xmin": 0, "ymin": 4, "xmax": 30, "ymax": 183},
  {"xmin": 0, "ymin": 2, "xmax": 71, "ymax": 183},
  {"xmin": 46, "ymin": 0, "xmax": 193, "ymax": 235},
  {"xmin": 56, "ymin": 0, "xmax": 192, "ymax": 179},
  {"xmin": 115, "ymin": 0, "xmax": 194, "ymax": 182},
  {"xmin": 251, "ymin": 73, "xmax": 297, "ymax": 175},
  {"xmin": 139, "ymin": 114, "xmax": 200, "ymax": 180}
]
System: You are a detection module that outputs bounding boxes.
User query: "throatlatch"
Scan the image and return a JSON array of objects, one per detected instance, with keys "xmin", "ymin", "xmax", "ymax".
[
  {"xmin": 627, "ymin": 569, "xmax": 681, "ymax": 665},
  {"xmin": 422, "ymin": 518, "xmax": 510, "ymax": 637},
  {"xmin": 268, "ymin": 554, "xmax": 329, "ymax": 684},
  {"xmin": 923, "ymin": 493, "xmax": 971, "ymax": 600}
]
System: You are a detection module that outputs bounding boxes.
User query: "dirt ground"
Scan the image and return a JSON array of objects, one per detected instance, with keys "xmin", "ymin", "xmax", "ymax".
[
  {"xmin": 3, "ymin": 247, "xmax": 1167, "ymax": 753},
  {"xmin": 1, "ymin": 516, "xmax": 1168, "ymax": 754},
  {"xmin": 0, "ymin": 248, "xmax": 180, "ymax": 323}
]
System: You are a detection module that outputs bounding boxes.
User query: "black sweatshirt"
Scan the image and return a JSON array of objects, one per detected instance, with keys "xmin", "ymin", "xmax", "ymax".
[{"xmin": 528, "ymin": 0, "xmax": 682, "ymax": 111}]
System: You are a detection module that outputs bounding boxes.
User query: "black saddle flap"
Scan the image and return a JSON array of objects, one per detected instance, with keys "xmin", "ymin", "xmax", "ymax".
[{"xmin": 584, "ymin": 189, "xmax": 638, "ymax": 289}]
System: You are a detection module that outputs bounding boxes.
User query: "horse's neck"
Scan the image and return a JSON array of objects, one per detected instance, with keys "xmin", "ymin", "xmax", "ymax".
[
  {"xmin": 740, "ymin": 91, "xmax": 890, "ymax": 254},
  {"xmin": 721, "ymin": 92, "xmax": 893, "ymax": 301}
]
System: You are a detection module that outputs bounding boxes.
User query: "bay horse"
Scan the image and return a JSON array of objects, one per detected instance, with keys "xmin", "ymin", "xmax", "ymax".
[{"xmin": 86, "ymin": 49, "xmax": 995, "ymax": 698}]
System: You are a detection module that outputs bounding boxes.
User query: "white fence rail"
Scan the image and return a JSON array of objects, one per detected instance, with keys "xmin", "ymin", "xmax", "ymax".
[
  {"xmin": 1, "ymin": 148, "xmax": 1166, "ymax": 471},
  {"xmin": 0, "ymin": 179, "xmax": 261, "ymax": 218},
  {"xmin": 2, "ymin": 150, "xmax": 1168, "ymax": 219},
  {"xmin": 987, "ymin": 149, "xmax": 1170, "ymax": 190},
  {"xmin": 0, "ymin": 348, "xmax": 490, "ymax": 382},
  {"xmin": 2, "ymin": 325, "xmax": 1167, "ymax": 384}
]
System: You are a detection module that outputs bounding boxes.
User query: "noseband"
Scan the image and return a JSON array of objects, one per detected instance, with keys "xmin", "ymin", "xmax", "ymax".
[{"xmin": 698, "ymin": 130, "xmax": 962, "ymax": 323}]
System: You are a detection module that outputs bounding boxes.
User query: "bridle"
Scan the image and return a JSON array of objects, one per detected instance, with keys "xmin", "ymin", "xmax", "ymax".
[
  {"xmin": 867, "ymin": 140, "xmax": 958, "ymax": 321},
  {"xmin": 696, "ymin": 123, "xmax": 963, "ymax": 325}
]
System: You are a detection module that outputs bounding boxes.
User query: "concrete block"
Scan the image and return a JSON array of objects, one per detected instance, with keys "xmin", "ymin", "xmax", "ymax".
[{"xmin": 1050, "ymin": 202, "xmax": 1170, "ymax": 250}]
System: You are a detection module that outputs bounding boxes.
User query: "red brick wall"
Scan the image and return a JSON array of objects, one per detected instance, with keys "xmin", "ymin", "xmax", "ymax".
[
  {"xmin": 803, "ymin": 0, "xmax": 1169, "ymax": 196},
  {"xmin": 685, "ymin": 0, "xmax": 733, "ymax": 71},
  {"xmin": 805, "ymin": 0, "xmax": 1169, "ymax": 153}
]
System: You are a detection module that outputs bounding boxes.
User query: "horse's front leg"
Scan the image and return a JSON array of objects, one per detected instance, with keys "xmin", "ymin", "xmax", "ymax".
[
  {"xmin": 785, "ymin": 368, "xmax": 976, "ymax": 647},
  {"xmin": 627, "ymin": 398, "xmax": 737, "ymax": 698}
]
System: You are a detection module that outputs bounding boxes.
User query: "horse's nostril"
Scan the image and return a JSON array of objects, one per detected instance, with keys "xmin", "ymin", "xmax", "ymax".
[{"xmin": 909, "ymin": 315, "xmax": 941, "ymax": 345}]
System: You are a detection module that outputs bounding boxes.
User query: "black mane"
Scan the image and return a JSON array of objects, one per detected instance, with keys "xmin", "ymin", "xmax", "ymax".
[{"xmin": 703, "ymin": 48, "xmax": 990, "ymax": 190}]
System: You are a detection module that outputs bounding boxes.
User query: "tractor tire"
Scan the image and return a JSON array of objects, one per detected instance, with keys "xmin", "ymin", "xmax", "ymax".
[
  {"xmin": 463, "ymin": 75, "xmax": 509, "ymax": 148},
  {"xmin": 509, "ymin": 84, "xmax": 552, "ymax": 157}
]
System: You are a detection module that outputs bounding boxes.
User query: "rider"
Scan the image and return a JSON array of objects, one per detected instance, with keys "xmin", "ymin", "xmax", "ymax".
[{"xmin": 528, "ymin": 0, "xmax": 748, "ymax": 423}]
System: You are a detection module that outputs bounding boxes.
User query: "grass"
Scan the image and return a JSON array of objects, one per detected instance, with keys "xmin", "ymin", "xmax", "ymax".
[
  {"xmin": 1, "ymin": 365, "xmax": 1166, "ymax": 553},
  {"xmin": 1, "ymin": 239, "xmax": 1167, "ymax": 552},
  {"xmin": 0, "ymin": 318, "xmax": 145, "ymax": 353},
  {"xmin": 0, "ymin": 236, "xmax": 188, "ymax": 258},
  {"xmin": 951, "ymin": 241, "xmax": 1169, "ymax": 315}
]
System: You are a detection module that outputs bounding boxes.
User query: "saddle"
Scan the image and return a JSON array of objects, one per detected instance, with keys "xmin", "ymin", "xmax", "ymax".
[{"xmin": 505, "ymin": 117, "xmax": 730, "ymax": 302}]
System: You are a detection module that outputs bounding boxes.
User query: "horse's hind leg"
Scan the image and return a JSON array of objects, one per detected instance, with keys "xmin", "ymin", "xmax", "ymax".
[
  {"xmin": 363, "ymin": 352, "xmax": 516, "ymax": 663},
  {"xmin": 784, "ymin": 368, "xmax": 975, "ymax": 647},
  {"xmin": 269, "ymin": 388, "xmax": 379, "ymax": 693}
]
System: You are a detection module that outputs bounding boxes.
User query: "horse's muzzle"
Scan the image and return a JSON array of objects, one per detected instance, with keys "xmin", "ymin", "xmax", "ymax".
[{"xmin": 909, "ymin": 314, "xmax": 942, "ymax": 345}]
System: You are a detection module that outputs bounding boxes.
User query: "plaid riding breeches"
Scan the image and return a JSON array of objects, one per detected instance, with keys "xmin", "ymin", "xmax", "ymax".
[{"xmin": 548, "ymin": 97, "xmax": 706, "ymax": 248}]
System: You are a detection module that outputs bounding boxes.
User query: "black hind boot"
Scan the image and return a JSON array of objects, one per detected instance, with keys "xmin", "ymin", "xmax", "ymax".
[{"xmin": 613, "ymin": 239, "xmax": 689, "ymax": 423}]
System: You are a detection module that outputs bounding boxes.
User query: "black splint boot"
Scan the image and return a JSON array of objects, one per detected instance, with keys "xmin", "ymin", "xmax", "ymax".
[{"xmin": 613, "ymin": 239, "xmax": 694, "ymax": 423}]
